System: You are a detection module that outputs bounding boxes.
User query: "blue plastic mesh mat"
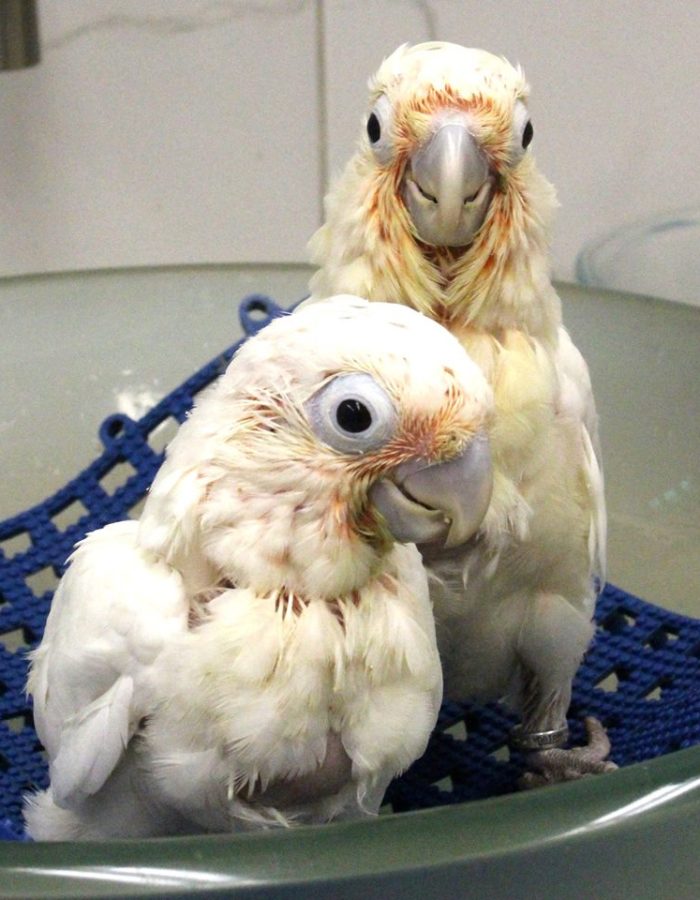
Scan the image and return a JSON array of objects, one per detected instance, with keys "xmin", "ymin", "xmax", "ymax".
[{"xmin": 1, "ymin": 294, "xmax": 699, "ymax": 841}]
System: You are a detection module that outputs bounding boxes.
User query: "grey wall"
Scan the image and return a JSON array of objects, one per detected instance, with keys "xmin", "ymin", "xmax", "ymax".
[{"xmin": 1, "ymin": 1, "xmax": 697, "ymax": 284}]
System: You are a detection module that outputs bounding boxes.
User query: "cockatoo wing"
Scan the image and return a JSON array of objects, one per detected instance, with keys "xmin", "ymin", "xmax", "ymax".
[
  {"xmin": 28, "ymin": 520, "xmax": 188, "ymax": 807},
  {"xmin": 556, "ymin": 326, "xmax": 607, "ymax": 587}
]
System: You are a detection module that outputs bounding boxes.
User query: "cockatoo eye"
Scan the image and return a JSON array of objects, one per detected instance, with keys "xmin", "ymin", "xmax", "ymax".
[
  {"xmin": 367, "ymin": 113, "xmax": 381, "ymax": 144},
  {"xmin": 336, "ymin": 398, "xmax": 372, "ymax": 433},
  {"xmin": 366, "ymin": 94, "xmax": 394, "ymax": 165},
  {"xmin": 511, "ymin": 99, "xmax": 533, "ymax": 163},
  {"xmin": 307, "ymin": 373, "xmax": 397, "ymax": 454}
]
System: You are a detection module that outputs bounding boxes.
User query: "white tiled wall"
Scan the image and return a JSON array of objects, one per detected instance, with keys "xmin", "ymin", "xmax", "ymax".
[
  {"xmin": 0, "ymin": 0, "xmax": 321, "ymax": 274},
  {"xmin": 1, "ymin": 0, "xmax": 698, "ymax": 286}
]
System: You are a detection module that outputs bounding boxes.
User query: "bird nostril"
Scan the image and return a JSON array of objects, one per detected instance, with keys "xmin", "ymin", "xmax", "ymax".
[{"xmin": 416, "ymin": 182, "xmax": 438, "ymax": 204}]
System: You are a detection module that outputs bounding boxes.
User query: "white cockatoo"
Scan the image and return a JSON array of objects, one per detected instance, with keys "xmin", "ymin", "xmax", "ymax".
[
  {"xmin": 24, "ymin": 296, "xmax": 494, "ymax": 840},
  {"xmin": 309, "ymin": 43, "xmax": 613, "ymax": 783}
]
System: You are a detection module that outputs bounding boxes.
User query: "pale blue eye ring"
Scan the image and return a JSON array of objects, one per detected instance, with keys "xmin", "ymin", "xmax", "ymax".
[
  {"xmin": 307, "ymin": 373, "xmax": 398, "ymax": 454},
  {"xmin": 366, "ymin": 94, "xmax": 395, "ymax": 165}
]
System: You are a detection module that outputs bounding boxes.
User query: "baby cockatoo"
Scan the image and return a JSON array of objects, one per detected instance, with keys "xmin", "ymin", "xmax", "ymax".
[
  {"xmin": 24, "ymin": 296, "xmax": 493, "ymax": 840},
  {"xmin": 309, "ymin": 43, "xmax": 613, "ymax": 783}
]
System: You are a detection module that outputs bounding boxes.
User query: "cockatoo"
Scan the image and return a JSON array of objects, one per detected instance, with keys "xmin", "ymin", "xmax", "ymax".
[
  {"xmin": 309, "ymin": 43, "xmax": 613, "ymax": 783},
  {"xmin": 24, "ymin": 296, "xmax": 494, "ymax": 840}
]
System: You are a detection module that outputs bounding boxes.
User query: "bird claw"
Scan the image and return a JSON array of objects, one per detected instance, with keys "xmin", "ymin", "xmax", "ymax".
[{"xmin": 518, "ymin": 717, "xmax": 618, "ymax": 790}]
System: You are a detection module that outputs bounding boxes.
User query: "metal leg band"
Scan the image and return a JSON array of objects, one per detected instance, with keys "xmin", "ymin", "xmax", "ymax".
[{"xmin": 509, "ymin": 724, "xmax": 569, "ymax": 752}]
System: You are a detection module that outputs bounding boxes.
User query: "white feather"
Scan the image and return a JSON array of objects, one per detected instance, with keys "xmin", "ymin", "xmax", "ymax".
[
  {"xmin": 27, "ymin": 520, "xmax": 189, "ymax": 811},
  {"xmin": 25, "ymin": 297, "xmax": 491, "ymax": 839},
  {"xmin": 307, "ymin": 44, "xmax": 607, "ymax": 750},
  {"xmin": 50, "ymin": 676, "xmax": 134, "ymax": 806}
]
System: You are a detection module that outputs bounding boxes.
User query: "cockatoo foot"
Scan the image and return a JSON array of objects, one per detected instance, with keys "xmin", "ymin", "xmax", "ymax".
[{"xmin": 518, "ymin": 717, "xmax": 617, "ymax": 789}]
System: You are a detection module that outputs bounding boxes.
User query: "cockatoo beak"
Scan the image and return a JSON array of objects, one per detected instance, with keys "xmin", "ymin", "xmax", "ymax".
[
  {"xmin": 402, "ymin": 119, "xmax": 494, "ymax": 247},
  {"xmin": 370, "ymin": 432, "xmax": 492, "ymax": 549}
]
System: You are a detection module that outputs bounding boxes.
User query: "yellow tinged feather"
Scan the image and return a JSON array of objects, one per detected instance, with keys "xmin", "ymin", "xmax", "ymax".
[{"xmin": 307, "ymin": 43, "xmax": 607, "ymax": 754}]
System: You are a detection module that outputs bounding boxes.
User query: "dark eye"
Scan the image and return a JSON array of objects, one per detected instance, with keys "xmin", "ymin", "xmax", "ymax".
[
  {"xmin": 336, "ymin": 399, "xmax": 372, "ymax": 433},
  {"xmin": 365, "ymin": 95, "xmax": 394, "ymax": 164},
  {"xmin": 511, "ymin": 100, "xmax": 532, "ymax": 164},
  {"xmin": 367, "ymin": 112, "xmax": 381, "ymax": 144}
]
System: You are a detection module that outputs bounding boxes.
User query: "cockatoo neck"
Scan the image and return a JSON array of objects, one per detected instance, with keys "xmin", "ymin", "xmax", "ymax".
[
  {"xmin": 436, "ymin": 162, "xmax": 562, "ymax": 338},
  {"xmin": 395, "ymin": 159, "xmax": 560, "ymax": 338},
  {"xmin": 310, "ymin": 153, "xmax": 561, "ymax": 342},
  {"xmin": 182, "ymin": 458, "xmax": 387, "ymax": 601}
]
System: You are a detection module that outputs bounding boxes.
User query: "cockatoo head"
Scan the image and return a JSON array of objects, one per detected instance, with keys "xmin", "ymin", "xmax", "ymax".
[
  {"xmin": 140, "ymin": 296, "xmax": 492, "ymax": 598},
  {"xmin": 367, "ymin": 43, "xmax": 535, "ymax": 248},
  {"xmin": 310, "ymin": 42, "xmax": 559, "ymax": 333}
]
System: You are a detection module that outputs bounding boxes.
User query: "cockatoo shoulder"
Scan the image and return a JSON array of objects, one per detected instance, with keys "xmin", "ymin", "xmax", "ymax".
[{"xmin": 28, "ymin": 520, "xmax": 188, "ymax": 806}]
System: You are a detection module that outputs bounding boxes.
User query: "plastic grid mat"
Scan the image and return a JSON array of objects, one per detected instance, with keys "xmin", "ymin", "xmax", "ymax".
[{"xmin": 1, "ymin": 294, "xmax": 699, "ymax": 840}]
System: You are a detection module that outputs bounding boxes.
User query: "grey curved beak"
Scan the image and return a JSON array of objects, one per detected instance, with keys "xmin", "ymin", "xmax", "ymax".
[
  {"xmin": 402, "ymin": 122, "xmax": 493, "ymax": 247},
  {"xmin": 370, "ymin": 432, "xmax": 492, "ymax": 549}
]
